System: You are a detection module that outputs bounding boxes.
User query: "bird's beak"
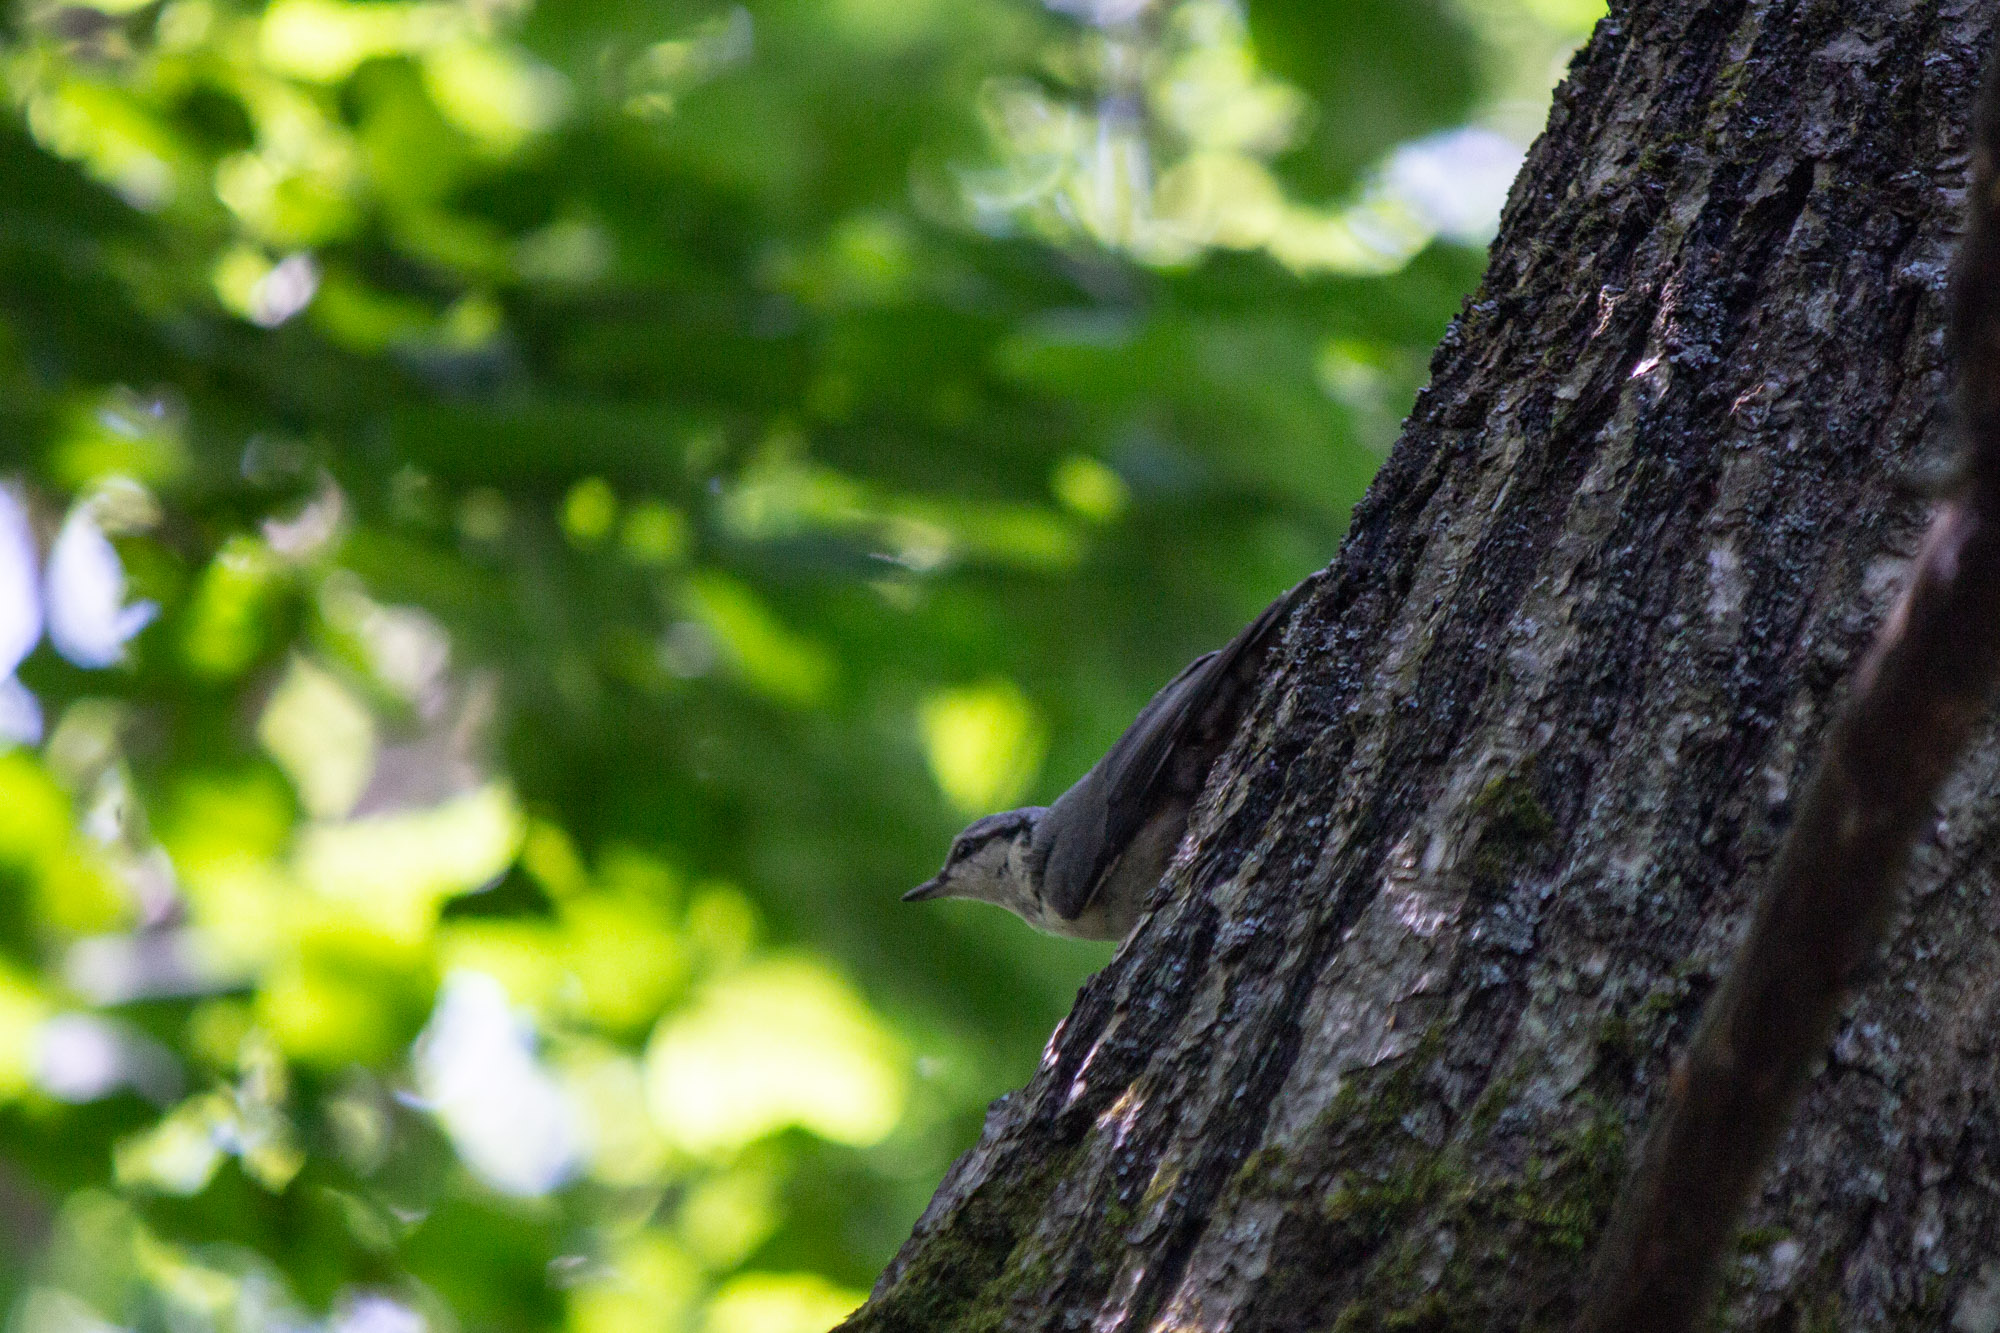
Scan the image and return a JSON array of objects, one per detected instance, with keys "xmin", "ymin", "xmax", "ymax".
[{"xmin": 903, "ymin": 876, "xmax": 946, "ymax": 903}]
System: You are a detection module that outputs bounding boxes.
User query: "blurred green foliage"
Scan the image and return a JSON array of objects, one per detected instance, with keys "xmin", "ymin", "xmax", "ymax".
[{"xmin": 0, "ymin": 0, "xmax": 1596, "ymax": 1329}]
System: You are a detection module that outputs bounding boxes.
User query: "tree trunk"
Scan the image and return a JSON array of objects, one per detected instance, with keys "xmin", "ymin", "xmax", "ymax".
[{"xmin": 844, "ymin": 2, "xmax": 2000, "ymax": 1328}]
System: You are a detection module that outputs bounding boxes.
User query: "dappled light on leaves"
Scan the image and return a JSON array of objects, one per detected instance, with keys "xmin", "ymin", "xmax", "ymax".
[
  {"xmin": 0, "ymin": 0, "xmax": 1596, "ymax": 1325},
  {"xmin": 1051, "ymin": 454, "xmax": 1130, "ymax": 524},
  {"xmin": 259, "ymin": 657, "xmax": 376, "ymax": 819},
  {"xmin": 645, "ymin": 959, "xmax": 907, "ymax": 1155},
  {"xmin": 49, "ymin": 395, "xmax": 187, "ymax": 492},
  {"xmin": 294, "ymin": 783, "xmax": 525, "ymax": 939},
  {"xmin": 682, "ymin": 575, "xmax": 834, "ymax": 708},
  {"xmin": 704, "ymin": 1273, "xmax": 864, "ymax": 1333},
  {"xmin": 567, "ymin": 1233, "xmax": 702, "ymax": 1333},
  {"xmin": 0, "ymin": 967, "xmax": 50, "ymax": 1098},
  {"xmin": 212, "ymin": 248, "xmax": 320, "ymax": 327},
  {"xmin": 181, "ymin": 537, "xmax": 286, "ymax": 679},
  {"xmin": 957, "ymin": 0, "xmax": 1544, "ymax": 274},
  {"xmin": 920, "ymin": 678, "xmax": 1046, "ymax": 816}
]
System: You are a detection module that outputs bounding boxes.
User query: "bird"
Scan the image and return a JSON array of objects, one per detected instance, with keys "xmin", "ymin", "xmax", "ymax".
[{"xmin": 903, "ymin": 577, "xmax": 1313, "ymax": 939}]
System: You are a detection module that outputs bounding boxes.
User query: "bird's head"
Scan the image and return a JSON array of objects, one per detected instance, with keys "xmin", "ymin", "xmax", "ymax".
[{"xmin": 904, "ymin": 806, "xmax": 1047, "ymax": 922}]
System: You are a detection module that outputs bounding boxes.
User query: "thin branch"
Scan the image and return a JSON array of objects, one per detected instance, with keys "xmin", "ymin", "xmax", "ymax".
[{"xmin": 1577, "ymin": 39, "xmax": 2000, "ymax": 1333}]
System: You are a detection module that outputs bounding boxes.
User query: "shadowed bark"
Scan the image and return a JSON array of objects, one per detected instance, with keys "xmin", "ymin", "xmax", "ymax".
[
  {"xmin": 845, "ymin": 1, "xmax": 2000, "ymax": 1328},
  {"xmin": 1581, "ymin": 33, "xmax": 2000, "ymax": 1332}
]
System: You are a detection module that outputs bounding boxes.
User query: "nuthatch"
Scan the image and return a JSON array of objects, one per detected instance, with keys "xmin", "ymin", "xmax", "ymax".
[{"xmin": 904, "ymin": 578, "xmax": 1311, "ymax": 939}]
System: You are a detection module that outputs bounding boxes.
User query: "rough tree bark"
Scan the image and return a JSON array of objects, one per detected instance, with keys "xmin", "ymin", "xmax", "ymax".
[{"xmin": 845, "ymin": 1, "xmax": 2000, "ymax": 1328}]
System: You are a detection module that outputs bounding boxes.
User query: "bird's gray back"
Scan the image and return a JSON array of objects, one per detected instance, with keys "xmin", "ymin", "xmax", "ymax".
[{"xmin": 1034, "ymin": 577, "xmax": 1313, "ymax": 922}]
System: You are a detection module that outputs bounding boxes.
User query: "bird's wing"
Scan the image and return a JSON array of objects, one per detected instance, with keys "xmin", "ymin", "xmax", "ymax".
[{"xmin": 1038, "ymin": 576, "xmax": 1314, "ymax": 921}]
